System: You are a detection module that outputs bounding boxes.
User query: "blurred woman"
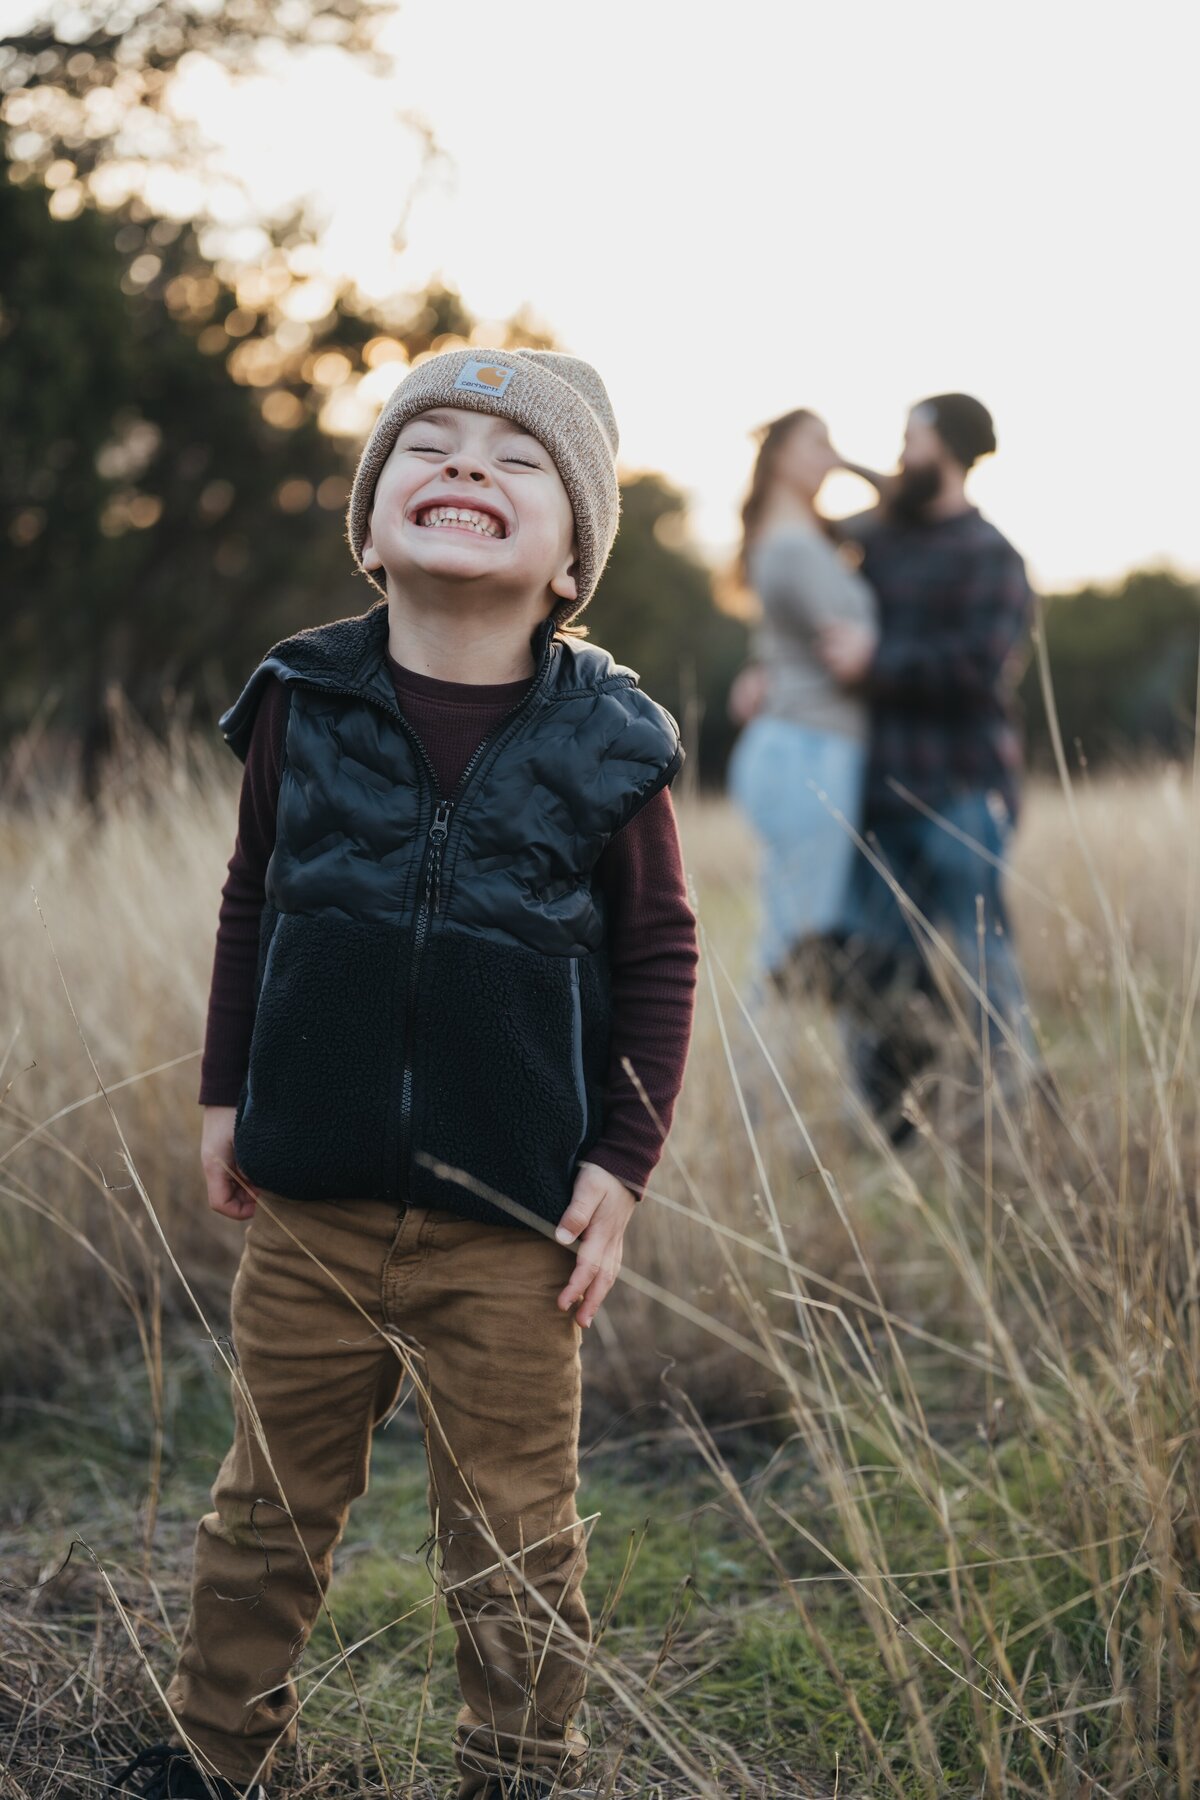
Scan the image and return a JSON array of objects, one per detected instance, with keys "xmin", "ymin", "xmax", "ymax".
[{"xmin": 726, "ymin": 409, "xmax": 880, "ymax": 1001}]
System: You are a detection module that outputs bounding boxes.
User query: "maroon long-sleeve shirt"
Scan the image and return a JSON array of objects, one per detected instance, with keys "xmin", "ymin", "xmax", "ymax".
[{"xmin": 199, "ymin": 644, "xmax": 699, "ymax": 1196}]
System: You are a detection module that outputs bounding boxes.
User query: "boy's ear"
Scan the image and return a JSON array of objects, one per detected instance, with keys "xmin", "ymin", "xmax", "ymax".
[
  {"xmin": 550, "ymin": 538, "xmax": 580, "ymax": 604},
  {"xmin": 361, "ymin": 517, "xmax": 381, "ymax": 571}
]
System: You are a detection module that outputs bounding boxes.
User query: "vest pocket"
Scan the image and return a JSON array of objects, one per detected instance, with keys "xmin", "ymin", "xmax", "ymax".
[
  {"xmin": 233, "ymin": 910, "xmax": 406, "ymax": 1202},
  {"xmin": 407, "ymin": 931, "xmax": 608, "ymax": 1228}
]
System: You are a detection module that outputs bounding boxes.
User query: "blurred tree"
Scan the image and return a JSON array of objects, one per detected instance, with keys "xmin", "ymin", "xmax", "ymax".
[
  {"xmin": 585, "ymin": 472, "xmax": 747, "ymax": 790},
  {"xmin": 0, "ymin": 129, "xmax": 479, "ymax": 790},
  {"xmin": 0, "ymin": 0, "xmax": 404, "ymax": 192},
  {"xmin": 1020, "ymin": 567, "xmax": 1200, "ymax": 770},
  {"xmin": 0, "ymin": 0, "xmax": 439, "ymax": 794}
]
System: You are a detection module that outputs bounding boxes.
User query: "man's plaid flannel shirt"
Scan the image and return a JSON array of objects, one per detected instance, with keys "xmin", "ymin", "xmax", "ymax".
[{"xmin": 842, "ymin": 504, "xmax": 1035, "ymax": 826}]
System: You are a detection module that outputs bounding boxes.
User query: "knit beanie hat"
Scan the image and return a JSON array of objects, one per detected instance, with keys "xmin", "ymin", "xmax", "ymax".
[
  {"xmin": 346, "ymin": 346, "xmax": 621, "ymax": 629},
  {"xmin": 911, "ymin": 392, "xmax": 997, "ymax": 470}
]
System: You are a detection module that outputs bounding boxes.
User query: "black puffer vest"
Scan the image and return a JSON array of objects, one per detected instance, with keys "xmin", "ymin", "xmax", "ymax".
[{"xmin": 217, "ymin": 598, "xmax": 685, "ymax": 1229}]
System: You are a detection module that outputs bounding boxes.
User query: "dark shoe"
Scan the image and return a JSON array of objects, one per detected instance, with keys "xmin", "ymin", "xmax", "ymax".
[
  {"xmin": 107, "ymin": 1740, "xmax": 267, "ymax": 1799},
  {"xmin": 766, "ymin": 929, "xmax": 842, "ymax": 1003}
]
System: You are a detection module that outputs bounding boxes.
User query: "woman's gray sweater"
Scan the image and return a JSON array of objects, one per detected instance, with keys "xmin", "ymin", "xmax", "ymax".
[{"xmin": 747, "ymin": 520, "xmax": 879, "ymax": 741}]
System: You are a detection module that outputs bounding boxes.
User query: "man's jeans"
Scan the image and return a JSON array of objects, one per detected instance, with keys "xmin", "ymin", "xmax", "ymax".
[
  {"xmin": 164, "ymin": 1194, "xmax": 591, "ymax": 1798},
  {"xmin": 833, "ymin": 789, "xmax": 1036, "ymax": 1121}
]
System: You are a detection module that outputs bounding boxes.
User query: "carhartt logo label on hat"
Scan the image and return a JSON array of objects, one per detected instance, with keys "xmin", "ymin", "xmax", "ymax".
[{"xmin": 454, "ymin": 360, "xmax": 516, "ymax": 397}]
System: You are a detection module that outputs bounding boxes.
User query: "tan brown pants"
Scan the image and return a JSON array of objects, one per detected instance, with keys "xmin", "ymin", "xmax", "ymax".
[{"xmin": 164, "ymin": 1194, "xmax": 592, "ymax": 1797}]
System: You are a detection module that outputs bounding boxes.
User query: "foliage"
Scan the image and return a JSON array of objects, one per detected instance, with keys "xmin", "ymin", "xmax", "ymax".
[
  {"xmin": 0, "ymin": 135, "xmax": 362, "ymax": 770},
  {"xmin": 1020, "ymin": 566, "xmax": 1200, "ymax": 768},
  {"xmin": 587, "ymin": 471, "xmax": 748, "ymax": 784},
  {"xmin": 0, "ymin": 0, "xmax": 397, "ymax": 190}
]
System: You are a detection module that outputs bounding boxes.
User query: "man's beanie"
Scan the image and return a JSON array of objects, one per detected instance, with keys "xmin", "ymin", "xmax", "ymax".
[
  {"xmin": 912, "ymin": 392, "xmax": 997, "ymax": 470},
  {"xmin": 346, "ymin": 346, "xmax": 621, "ymax": 628}
]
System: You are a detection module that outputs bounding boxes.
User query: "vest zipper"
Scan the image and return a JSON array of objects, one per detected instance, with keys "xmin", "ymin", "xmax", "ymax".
[
  {"xmin": 396, "ymin": 794, "xmax": 445, "ymax": 1209},
  {"xmin": 393, "ymin": 632, "xmax": 559, "ymax": 1208}
]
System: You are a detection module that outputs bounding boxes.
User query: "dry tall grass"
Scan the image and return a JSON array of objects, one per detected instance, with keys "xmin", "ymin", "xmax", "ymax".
[{"xmin": 3, "ymin": 681, "xmax": 1200, "ymax": 1795}]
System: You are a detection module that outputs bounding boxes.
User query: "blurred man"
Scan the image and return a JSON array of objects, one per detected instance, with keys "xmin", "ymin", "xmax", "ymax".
[{"xmin": 816, "ymin": 394, "xmax": 1039, "ymax": 1138}]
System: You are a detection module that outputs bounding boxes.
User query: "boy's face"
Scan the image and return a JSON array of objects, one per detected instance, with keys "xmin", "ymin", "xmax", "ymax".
[{"xmin": 361, "ymin": 406, "xmax": 579, "ymax": 611}]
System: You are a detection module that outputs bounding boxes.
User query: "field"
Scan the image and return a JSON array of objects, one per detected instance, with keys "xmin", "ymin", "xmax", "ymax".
[{"xmin": 3, "ymin": 706, "xmax": 1200, "ymax": 1798}]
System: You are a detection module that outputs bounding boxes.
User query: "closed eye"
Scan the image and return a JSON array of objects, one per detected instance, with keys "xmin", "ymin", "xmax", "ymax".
[{"xmin": 403, "ymin": 443, "xmax": 541, "ymax": 468}]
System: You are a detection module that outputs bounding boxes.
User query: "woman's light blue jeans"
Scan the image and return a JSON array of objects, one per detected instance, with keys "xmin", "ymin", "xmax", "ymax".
[{"xmin": 727, "ymin": 715, "xmax": 867, "ymax": 987}]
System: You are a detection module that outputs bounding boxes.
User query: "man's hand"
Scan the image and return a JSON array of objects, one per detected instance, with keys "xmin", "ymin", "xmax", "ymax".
[
  {"xmin": 816, "ymin": 621, "xmax": 877, "ymax": 686},
  {"xmin": 553, "ymin": 1160, "xmax": 638, "ymax": 1328},
  {"xmin": 832, "ymin": 454, "xmax": 898, "ymax": 501},
  {"xmin": 200, "ymin": 1105, "xmax": 259, "ymax": 1220}
]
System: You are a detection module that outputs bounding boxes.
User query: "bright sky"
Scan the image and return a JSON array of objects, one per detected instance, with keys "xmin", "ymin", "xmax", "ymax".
[{"xmin": 41, "ymin": 0, "xmax": 1200, "ymax": 591}]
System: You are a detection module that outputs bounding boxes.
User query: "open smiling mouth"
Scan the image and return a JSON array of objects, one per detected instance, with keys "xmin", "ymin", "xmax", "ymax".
[{"xmin": 411, "ymin": 505, "xmax": 508, "ymax": 539}]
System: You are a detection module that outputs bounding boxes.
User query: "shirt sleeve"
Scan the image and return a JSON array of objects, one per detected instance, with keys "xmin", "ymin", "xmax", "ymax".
[
  {"xmin": 197, "ymin": 676, "xmax": 289, "ymax": 1106},
  {"xmin": 581, "ymin": 784, "xmax": 700, "ymax": 1198},
  {"xmin": 753, "ymin": 526, "xmax": 878, "ymax": 636},
  {"xmin": 831, "ymin": 505, "xmax": 885, "ymax": 545},
  {"xmin": 865, "ymin": 537, "xmax": 1035, "ymax": 708}
]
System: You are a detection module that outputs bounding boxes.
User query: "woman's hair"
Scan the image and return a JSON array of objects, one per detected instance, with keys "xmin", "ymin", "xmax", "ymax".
[{"xmin": 714, "ymin": 408, "xmax": 838, "ymax": 619}]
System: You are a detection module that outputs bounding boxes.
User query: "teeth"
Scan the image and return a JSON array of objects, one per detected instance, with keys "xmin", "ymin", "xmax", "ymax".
[{"xmin": 415, "ymin": 505, "xmax": 503, "ymax": 537}]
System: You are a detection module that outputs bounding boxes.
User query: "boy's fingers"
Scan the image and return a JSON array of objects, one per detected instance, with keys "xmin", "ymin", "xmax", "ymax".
[
  {"xmin": 558, "ymin": 1235, "xmax": 625, "ymax": 1319},
  {"xmin": 210, "ymin": 1193, "xmax": 255, "ymax": 1220},
  {"xmin": 205, "ymin": 1165, "xmax": 257, "ymax": 1219},
  {"xmin": 557, "ymin": 1252, "xmax": 601, "ymax": 1313},
  {"xmin": 560, "ymin": 1257, "xmax": 596, "ymax": 1304},
  {"xmin": 576, "ymin": 1267, "xmax": 617, "ymax": 1328}
]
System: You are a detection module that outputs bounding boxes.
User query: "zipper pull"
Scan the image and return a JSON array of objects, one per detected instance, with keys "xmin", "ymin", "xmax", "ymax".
[{"xmin": 426, "ymin": 799, "xmax": 452, "ymax": 913}]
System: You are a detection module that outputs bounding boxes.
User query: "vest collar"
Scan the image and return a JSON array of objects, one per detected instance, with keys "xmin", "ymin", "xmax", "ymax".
[
  {"xmin": 221, "ymin": 601, "xmax": 572, "ymax": 763},
  {"xmin": 276, "ymin": 599, "xmax": 560, "ymax": 711},
  {"xmin": 357, "ymin": 602, "xmax": 561, "ymax": 716}
]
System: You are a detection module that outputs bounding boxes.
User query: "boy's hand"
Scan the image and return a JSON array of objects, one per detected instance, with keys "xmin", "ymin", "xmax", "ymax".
[
  {"xmin": 553, "ymin": 1160, "xmax": 638, "ymax": 1328},
  {"xmin": 200, "ymin": 1105, "xmax": 259, "ymax": 1221}
]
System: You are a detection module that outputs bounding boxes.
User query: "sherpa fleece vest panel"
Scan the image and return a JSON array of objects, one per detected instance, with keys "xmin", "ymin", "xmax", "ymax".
[{"xmin": 217, "ymin": 599, "xmax": 685, "ymax": 1228}]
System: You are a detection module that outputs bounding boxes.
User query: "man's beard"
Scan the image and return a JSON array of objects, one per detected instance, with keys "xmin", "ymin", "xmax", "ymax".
[{"xmin": 886, "ymin": 461, "xmax": 944, "ymax": 524}]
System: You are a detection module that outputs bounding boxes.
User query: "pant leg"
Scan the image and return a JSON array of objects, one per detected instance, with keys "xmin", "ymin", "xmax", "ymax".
[
  {"xmin": 164, "ymin": 1194, "xmax": 407, "ymax": 1789},
  {"xmin": 834, "ymin": 795, "xmax": 1038, "ymax": 1121},
  {"xmin": 391, "ymin": 1207, "xmax": 591, "ymax": 1800},
  {"xmin": 832, "ymin": 815, "xmax": 939, "ymax": 1121},
  {"xmin": 729, "ymin": 717, "xmax": 868, "ymax": 984},
  {"xmin": 915, "ymin": 791, "xmax": 1037, "ymax": 1065},
  {"xmin": 728, "ymin": 715, "xmax": 796, "ymax": 976}
]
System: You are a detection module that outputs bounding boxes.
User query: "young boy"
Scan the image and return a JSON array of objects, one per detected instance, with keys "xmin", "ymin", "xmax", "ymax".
[{"xmin": 110, "ymin": 348, "xmax": 699, "ymax": 1800}]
